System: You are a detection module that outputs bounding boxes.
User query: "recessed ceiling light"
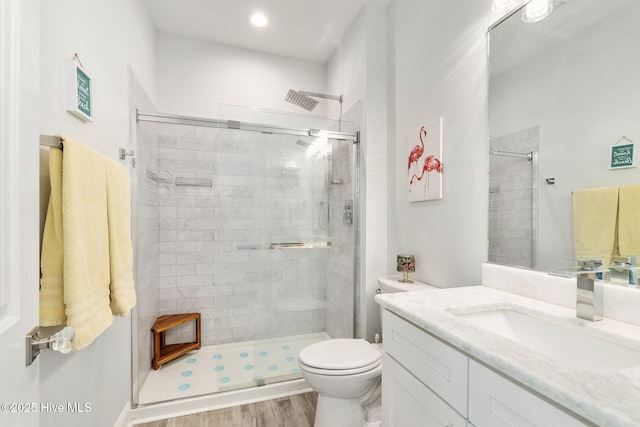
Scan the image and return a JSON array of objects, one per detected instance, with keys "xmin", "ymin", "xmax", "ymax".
[{"xmin": 248, "ymin": 12, "xmax": 268, "ymax": 27}]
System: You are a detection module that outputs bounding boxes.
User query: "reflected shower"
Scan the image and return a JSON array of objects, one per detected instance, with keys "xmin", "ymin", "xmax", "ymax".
[{"xmin": 490, "ymin": 148, "xmax": 534, "ymax": 161}]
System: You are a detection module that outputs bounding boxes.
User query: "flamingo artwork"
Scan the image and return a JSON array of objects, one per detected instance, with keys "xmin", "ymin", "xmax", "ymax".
[
  {"xmin": 409, "ymin": 155, "xmax": 443, "ymax": 188},
  {"xmin": 407, "ymin": 118, "xmax": 443, "ymax": 201},
  {"xmin": 408, "ymin": 126, "xmax": 426, "ymax": 176}
]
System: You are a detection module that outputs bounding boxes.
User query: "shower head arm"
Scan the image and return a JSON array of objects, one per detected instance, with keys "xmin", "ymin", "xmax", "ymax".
[{"xmin": 298, "ymin": 91, "xmax": 343, "ymax": 104}]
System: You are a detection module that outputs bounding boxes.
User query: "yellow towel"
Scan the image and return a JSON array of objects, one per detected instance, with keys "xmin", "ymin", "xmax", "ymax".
[
  {"xmin": 39, "ymin": 137, "xmax": 137, "ymax": 349},
  {"xmin": 618, "ymin": 184, "xmax": 640, "ymax": 256},
  {"xmin": 40, "ymin": 147, "xmax": 66, "ymax": 325},
  {"xmin": 60, "ymin": 137, "xmax": 114, "ymax": 350},
  {"xmin": 105, "ymin": 158, "xmax": 137, "ymax": 315},
  {"xmin": 573, "ymin": 186, "xmax": 619, "ymax": 267}
]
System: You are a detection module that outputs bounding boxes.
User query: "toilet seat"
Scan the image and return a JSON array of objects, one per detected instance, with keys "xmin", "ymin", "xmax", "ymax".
[
  {"xmin": 299, "ymin": 358, "xmax": 381, "ymax": 376},
  {"xmin": 298, "ymin": 339, "xmax": 381, "ymax": 376}
]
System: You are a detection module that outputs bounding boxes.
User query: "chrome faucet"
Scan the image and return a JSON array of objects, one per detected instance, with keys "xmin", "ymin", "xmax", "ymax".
[
  {"xmin": 610, "ymin": 256, "xmax": 639, "ymax": 287},
  {"xmin": 575, "ymin": 259, "xmax": 606, "ymax": 322}
]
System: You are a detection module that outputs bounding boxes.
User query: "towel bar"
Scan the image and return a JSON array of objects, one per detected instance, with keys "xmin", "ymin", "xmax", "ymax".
[
  {"xmin": 39, "ymin": 135, "xmax": 62, "ymax": 148},
  {"xmin": 26, "ymin": 325, "xmax": 75, "ymax": 366}
]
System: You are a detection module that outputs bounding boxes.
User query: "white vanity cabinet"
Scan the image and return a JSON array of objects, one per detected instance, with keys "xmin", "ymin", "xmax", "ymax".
[
  {"xmin": 382, "ymin": 310, "xmax": 468, "ymax": 426},
  {"xmin": 382, "ymin": 310, "xmax": 589, "ymax": 427},
  {"xmin": 468, "ymin": 360, "xmax": 588, "ymax": 427},
  {"xmin": 382, "ymin": 353, "xmax": 467, "ymax": 427}
]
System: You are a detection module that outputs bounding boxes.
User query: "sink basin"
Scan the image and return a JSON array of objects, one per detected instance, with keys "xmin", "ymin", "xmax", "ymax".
[{"xmin": 456, "ymin": 308, "xmax": 640, "ymax": 372}]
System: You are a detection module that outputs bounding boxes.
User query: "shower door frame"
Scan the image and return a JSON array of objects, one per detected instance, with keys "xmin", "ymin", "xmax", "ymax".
[
  {"xmin": 130, "ymin": 109, "xmax": 360, "ymax": 409},
  {"xmin": 136, "ymin": 110, "xmax": 356, "ymax": 142}
]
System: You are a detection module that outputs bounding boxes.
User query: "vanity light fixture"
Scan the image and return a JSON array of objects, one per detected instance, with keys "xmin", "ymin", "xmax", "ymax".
[
  {"xmin": 522, "ymin": 0, "xmax": 553, "ymax": 23},
  {"xmin": 248, "ymin": 11, "xmax": 268, "ymax": 27}
]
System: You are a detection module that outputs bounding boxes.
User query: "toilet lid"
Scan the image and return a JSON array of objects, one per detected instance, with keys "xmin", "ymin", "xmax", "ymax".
[{"xmin": 298, "ymin": 339, "xmax": 381, "ymax": 370}]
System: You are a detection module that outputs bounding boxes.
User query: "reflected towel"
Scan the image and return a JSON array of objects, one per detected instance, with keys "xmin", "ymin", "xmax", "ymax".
[
  {"xmin": 618, "ymin": 185, "xmax": 640, "ymax": 256},
  {"xmin": 573, "ymin": 186, "xmax": 619, "ymax": 267},
  {"xmin": 105, "ymin": 158, "xmax": 136, "ymax": 315},
  {"xmin": 39, "ymin": 147, "xmax": 66, "ymax": 325}
]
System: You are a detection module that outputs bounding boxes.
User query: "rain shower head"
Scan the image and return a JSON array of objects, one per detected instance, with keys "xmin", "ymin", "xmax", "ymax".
[
  {"xmin": 286, "ymin": 90, "xmax": 319, "ymax": 111},
  {"xmin": 285, "ymin": 89, "xmax": 343, "ymax": 112}
]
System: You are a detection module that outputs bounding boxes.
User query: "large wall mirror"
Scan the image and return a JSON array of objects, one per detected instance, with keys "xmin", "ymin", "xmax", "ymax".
[{"xmin": 488, "ymin": 0, "xmax": 640, "ymax": 277}]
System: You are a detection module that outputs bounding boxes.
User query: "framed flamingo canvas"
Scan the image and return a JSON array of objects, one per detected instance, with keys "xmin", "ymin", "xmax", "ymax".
[{"xmin": 407, "ymin": 117, "xmax": 443, "ymax": 202}]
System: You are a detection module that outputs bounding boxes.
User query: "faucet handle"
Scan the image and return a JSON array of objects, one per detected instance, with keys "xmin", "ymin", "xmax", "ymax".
[
  {"xmin": 549, "ymin": 259, "xmax": 609, "ymax": 278},
  {"xmin": 574, "ymin": 258, "xmax": 604, "ymax": 270},
  {"xmin": 610, "ymin": 256, "xmax": 640, "ymax": 286},
  {"xmin": 612, "ymin": 256, "xmax": 638, "ymax": 267}
]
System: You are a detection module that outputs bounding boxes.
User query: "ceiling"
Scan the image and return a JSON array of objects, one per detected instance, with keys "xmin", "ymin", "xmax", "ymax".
[{"xmin": 144, "ymin": 0, "xmax": 369, "ymax": 64}]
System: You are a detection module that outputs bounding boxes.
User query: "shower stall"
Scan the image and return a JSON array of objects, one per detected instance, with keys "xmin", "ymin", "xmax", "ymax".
[{"xmin": 130, "ymin": 106, "xmax": 360, "ymax": 407}]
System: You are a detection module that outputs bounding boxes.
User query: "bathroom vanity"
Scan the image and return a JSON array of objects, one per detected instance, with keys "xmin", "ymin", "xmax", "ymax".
[{"xmin": 376, "ymin": 264, "xmax": 640, "ymax": 427}]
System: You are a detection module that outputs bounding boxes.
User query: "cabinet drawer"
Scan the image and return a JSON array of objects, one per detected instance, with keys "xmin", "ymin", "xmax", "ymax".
[
  {"xmin": 383, "ymin": 310, "xmax": 468, "ymax": 416},
  {"xmin": 469, "ymin": 360, "xmax": 588, "ymax": 427},
  {"xmin": 383, "ymin": 353, "xmax": 467, "ymax": 427}
]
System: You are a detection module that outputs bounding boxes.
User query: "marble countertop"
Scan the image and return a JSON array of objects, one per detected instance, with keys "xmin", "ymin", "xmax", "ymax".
[{"xmin": 376, "ymin": 285, "xmax": 640, "ymax": 427}]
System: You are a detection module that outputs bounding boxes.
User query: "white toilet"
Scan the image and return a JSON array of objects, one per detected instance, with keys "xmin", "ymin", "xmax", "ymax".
[{"xmin": 298, "ymin": 275, "xmax": 435, "ymax": 427}]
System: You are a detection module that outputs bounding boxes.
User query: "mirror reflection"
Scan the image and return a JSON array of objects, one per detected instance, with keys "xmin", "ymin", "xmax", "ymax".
[{"xmin": 488, "ymin": 0, "xmax": 640, "ymax": 281}]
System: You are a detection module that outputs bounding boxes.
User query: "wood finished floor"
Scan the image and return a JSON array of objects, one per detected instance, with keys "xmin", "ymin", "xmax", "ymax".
[{"xmin": 136, "ymin": 392, "xmax": 317, "ymax": 427}]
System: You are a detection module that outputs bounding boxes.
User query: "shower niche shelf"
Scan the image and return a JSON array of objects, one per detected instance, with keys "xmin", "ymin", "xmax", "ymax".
[
  {"xmin": 174, "ymin": 177, "xmax": 212, "ymax": 187},
  {"xmin": 151, "ymin": 313, "xmax": 201, "ymax": 370},
  {"xmin": 236, "ymin": 241, "xmax": 332, "ymax": 250}
]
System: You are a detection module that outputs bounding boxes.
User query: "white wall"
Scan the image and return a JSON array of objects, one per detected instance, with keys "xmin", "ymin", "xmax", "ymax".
[
  {"xmin": 388, "ymin": 0, "xmax": 500, "ymax": 288},
  {"xmin": 37, "ymin": 1, "xmax": 155, "ymax": 426},
  {"xmin": 490, "ymin": 4, "xmax": 640, "ymax": 269},
  {"xmin": 155, "ymin": 33, "xmax": 328, "ymax": 119},
  {"xmin": 326, "ymin": 1, "xmax": 389, "ymax": 341}
]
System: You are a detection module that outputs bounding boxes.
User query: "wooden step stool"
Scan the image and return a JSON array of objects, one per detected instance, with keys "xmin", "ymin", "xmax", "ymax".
[{"xmin": 151, "ymin": 313, "xmax": 201, "ymax": 370}]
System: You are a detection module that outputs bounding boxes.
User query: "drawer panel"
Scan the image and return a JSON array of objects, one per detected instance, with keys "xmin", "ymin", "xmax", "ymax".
[
  {"xmin": 383, "ymin": 353, "xmax": 467, "ymax": 427},
  {"xmin": 469, "ymin": 360, "xmax": 587, "ymax": 427},
  {"xmin": 383, "ymin": 310, "xmax": 469, "ymax": 416}
]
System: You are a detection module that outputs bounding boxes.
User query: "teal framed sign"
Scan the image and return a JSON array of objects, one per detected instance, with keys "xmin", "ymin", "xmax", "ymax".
[
  {"xmin": 609, "ymin": 143, "xmax": 635, "ymax": 169},
  {"xmin": 65, "ymin": 59, "xmax": 93, "ymax": 122}
]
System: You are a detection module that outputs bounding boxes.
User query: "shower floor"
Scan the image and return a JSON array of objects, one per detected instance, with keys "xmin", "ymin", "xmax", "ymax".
[{"xmin": 138, "ymin": 332, "xmax": 328, "ymax": 404}]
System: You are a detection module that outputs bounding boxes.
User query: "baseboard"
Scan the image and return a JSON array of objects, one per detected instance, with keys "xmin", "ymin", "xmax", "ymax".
[
  {"xmin": 131, "ymin": 379, "xmax": 312, "ymax": 424},
  {"xmin": 113, "ymin": 401, "xmax": 132, "ymax": 427}
]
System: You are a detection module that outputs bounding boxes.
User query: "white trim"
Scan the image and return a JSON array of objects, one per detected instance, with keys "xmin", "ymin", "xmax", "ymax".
[
  {"xmin": 0, "ymin": 0, "xmax": 21, "ymax": 315},
  {"xmin": 131, "ymin": 378, "xmax": 311, "ymax": 424},
  {"xmin": 113, "ymin": 401, "xmax": 132, "ymax": 427}
]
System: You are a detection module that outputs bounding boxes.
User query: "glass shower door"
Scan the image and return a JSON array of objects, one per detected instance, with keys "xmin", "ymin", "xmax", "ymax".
[{"xmin": 134, "ymin": 110, "xmax": 358, "ymax": 404}]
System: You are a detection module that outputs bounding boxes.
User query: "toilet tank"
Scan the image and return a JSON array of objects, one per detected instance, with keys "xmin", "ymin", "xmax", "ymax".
[
  {"xmin": 377, "ymin": 275, "xmax": 435, "ymax": 294},
  {"xmin": 376, "ymin": 275, "xmax": 436, "ymax": 340}
]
